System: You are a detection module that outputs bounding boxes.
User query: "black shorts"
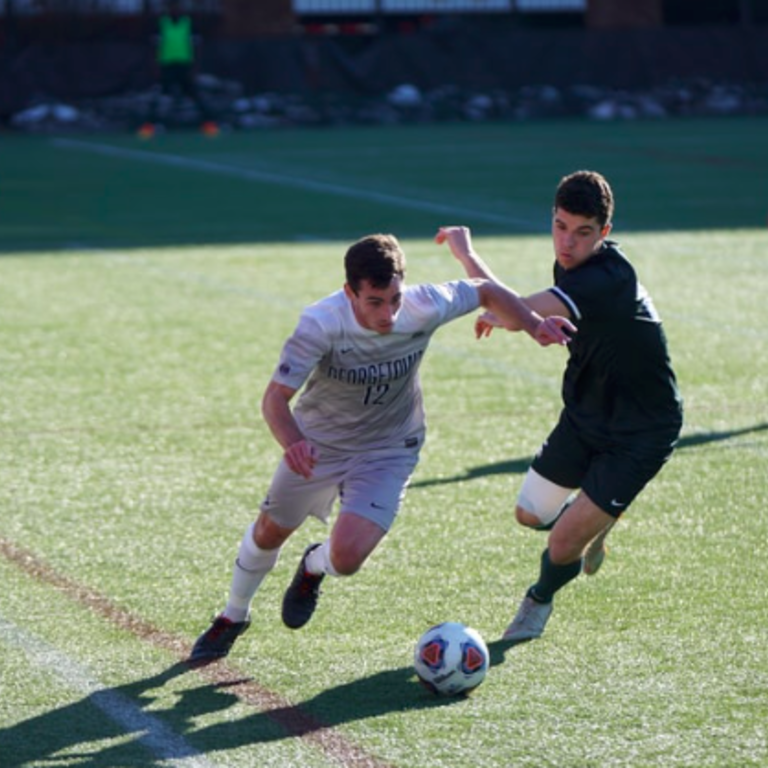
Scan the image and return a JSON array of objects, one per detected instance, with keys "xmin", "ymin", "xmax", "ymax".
[{"xmin": 531, "ymin": 411, "xmax": 680, "ymax": 518}]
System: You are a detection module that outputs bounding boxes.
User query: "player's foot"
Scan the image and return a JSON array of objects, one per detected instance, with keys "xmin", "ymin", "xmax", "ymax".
[
  {"xmin": 502, "ymin": 593, "xmax": 553, "ymax": 645},
  {"xmin": 583, "ymin": 522, "xmax": 614, "ymax": 576},
  {"xmin": 282, "ymin": 543, "xmax": 324, "ymax": 629},
  {"xmin": 583, "ymin": 542, "xmax": 608, "ymax": 575},
  {"xmin": 188, "ymin": 614, "xmax": 251, "ymax": 663}
]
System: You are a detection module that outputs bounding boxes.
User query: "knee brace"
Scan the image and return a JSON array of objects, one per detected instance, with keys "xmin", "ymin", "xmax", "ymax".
[{"xmin": 517, "ymin": 468, "xmax": 574, "ymax": 527}]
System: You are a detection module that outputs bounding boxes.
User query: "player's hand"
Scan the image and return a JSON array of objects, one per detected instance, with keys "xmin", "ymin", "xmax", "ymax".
[
  {"xmin": 435, "ymin": 226, "xmax": 473, "ymax": 260},
  {"xmin": 475, "ymin": 311, "xmax": 503, "ymax": 339},
  {"xmin": 534, "ymin": 316, "xmax": 576, "ymax": 347},
  {"xmin": 284, "ymin": 439, "xmax": 318, "ymax": 479}
]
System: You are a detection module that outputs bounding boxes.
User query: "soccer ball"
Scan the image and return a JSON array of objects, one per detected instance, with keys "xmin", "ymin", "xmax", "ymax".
[{"xmin": 414, "ymin": 622, "xmax": 489, "ymax": 696}]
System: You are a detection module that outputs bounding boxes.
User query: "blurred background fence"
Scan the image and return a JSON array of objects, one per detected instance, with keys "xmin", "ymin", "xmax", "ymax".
[
  {"xmin": 1, "ymin": 0, "xmax": 765, "ymax": 34},
  {"xmin": 2, "ymin": 0, "xmax": 768, "ymax": 125}
]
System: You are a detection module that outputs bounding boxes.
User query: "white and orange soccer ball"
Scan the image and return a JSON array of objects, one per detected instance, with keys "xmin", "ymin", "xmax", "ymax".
[{"xmin": 414, "ymin": 622, "xmax": 489, "ymax": 696}]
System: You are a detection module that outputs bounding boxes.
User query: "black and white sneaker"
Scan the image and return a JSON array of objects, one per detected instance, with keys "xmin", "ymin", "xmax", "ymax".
[
  {"xmin": 282, "ymin": 543, "xmax": 324, "ymax": 629},
  {"xmin": 189, "ymin": 615, "xmax": 251, "ymax": 663}
]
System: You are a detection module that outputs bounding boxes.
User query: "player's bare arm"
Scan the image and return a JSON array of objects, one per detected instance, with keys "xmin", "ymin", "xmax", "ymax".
[
  {"xmin": 478, "ymin": 282, "xmax": 574, "ymax": 346},
  {"xmin": 261, "ymin": 380, "xmax": 317, "ymax": 479},
  {"xmin": 525, "ymin": 290, "xmax": 571, "ymax": 320},
  {"xmin": 476, "ymin": 289, "xmax": 572, "ymax": 341},
  {"xmin": 434, "ymin": 225, "xmax": 501, "ymax": 281},
  {"xmin": 435, "ymin": 225, "xmax": 574, "ymax": 346}
]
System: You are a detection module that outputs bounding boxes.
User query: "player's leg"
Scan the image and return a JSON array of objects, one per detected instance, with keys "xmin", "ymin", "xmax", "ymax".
[
  {"xmin": 282, "ymin": 447, "xmax": 418, "ymax": 629},
  {"xmin": 138, "ymin": 64, "xmax": 166, "ymax": 135},
  {"xmin": 188, "ymin": 511, "xmax": 293, "ymax": 664},
  {"xmin": 546, "ymin": 492, "xmax": 615, "ymax": 567},
  {"xmin": 160, "ymin": 64, "xmax": 179, "ymax": 115},
  {"xmin": 281, "ymin": 513, "xmax": 386, "ymax": 630},
  {"xmin": 583, "ymin": 519, "xmax": 615, "ymax": 575},
  {"xmin": 576, "ymin": 432, "xmax": 677, "ymax": 578},
  {"xmin": 224, "ymin": 512, "xmax": 295, "ymax": 623},
  {"xmin": 190, "ymin": 459, "xmax": 336, "ymax": 660},
  {"xmin": 515, "ymin": 467, "xmax": 575, "ymax": 530},
  {"xmin": 505, "ymin": 428, "xmax": 677, "ymax": 644},
  {"xmin": 503, "ymin": 417, "xmax": 588, "ymax": 644},
  {"xmin": 503, "ymin": 492, "xmax": 608, "ymax": 644},
  {"xmin": 316, "ymin": 512, "xmax": 387, "ymax": 576},
  {"xmin": 176, "ymin": 61, "xmax": 217, "ymax": 130}
]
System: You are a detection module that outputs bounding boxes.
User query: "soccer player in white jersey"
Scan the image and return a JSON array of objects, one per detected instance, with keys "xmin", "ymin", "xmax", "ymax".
[{"xmin": 190, "ymin": 232, "xmax": 574, "ymax": 663}]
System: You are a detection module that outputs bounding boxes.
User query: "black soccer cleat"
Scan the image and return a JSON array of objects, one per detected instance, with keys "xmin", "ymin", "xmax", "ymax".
[
  {"xmin": 188, "ymin": 615, "xmax": 251, "ymax": 664},
  {"xmin": 281, "ymin": 543, "xmax": 325, "ymax": 629}
]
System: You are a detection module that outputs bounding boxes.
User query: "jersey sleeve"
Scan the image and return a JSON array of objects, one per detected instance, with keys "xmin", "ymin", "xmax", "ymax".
[
  {"xmin": 271, "ymin": 312, "xmax": 330, "ymax": 391},
  {"xmin": 411, "ymin": 280, "xmax": 481, "ymax": 327}
]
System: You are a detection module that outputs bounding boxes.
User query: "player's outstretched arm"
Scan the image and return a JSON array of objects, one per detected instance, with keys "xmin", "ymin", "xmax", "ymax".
[
  {"xmin": 435, "ymin": 225, "xmax": 500, "ymax": 281},
  {"xmin": 479, "ymin": 282, "xmax": 574, "ymax": 346},
  {"xmin": 435, "ymin": 225, "xmax": 575, "ymax": 346},
  {"xmin": 434, "ymin": 224, "xmax": 573, "ymax": 345}
]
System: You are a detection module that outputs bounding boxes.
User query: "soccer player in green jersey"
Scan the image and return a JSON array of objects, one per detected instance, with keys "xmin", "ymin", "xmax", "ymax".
[
  {"xmin": 438, "ymin": 170, "xmax": 683, "ymax": 644},
  {"xmin": 190, "ymin": 233, "xmax": 574, "ymax": 663}
]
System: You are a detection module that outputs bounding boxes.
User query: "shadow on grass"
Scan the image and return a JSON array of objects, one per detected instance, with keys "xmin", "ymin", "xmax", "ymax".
[
  {"xmin": 411, "ymin": 422, "xmax": 768, "ymax": 489},
  {"xmin": 4, "ymin": 424, "xmax": 765, "ymax": 764},
  {"xmin": 192, "ymin": 663, "xmax": 466, "ymax": 754},
  {"xmin": 0, "ymin": 662, "xmax": 194, "ymax": 767},
  {"xmin": 0, "ymin": 656, "xmax": 480, "ymax": 766}
]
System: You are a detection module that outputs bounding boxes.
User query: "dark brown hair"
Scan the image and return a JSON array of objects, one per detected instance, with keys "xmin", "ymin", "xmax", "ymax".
[
  {"xmin": 344, "ymin": 234, "xmax": 406, "ymax": 293},
  {"xmin": 555, "ymin": 170, "xmax": 614, "ymax": 227}
]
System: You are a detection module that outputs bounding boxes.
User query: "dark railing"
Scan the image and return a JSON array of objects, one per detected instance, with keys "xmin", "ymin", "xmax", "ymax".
[
  {"xmin": 0, "ymin": 0, "xmax": 585, "ymax": 14},
  {"xmin": 292, "ymin": 0, "xmax": 585, "ymax": 13}
]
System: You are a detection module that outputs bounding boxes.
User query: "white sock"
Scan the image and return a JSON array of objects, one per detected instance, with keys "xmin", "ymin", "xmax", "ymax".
[
  {"xmin": 221, "ymin": 523, "xmax": 280, "ymax": 622},
  {"xmin": 304, "ymin": 539, "xmax": 340, "ymax": 577}
]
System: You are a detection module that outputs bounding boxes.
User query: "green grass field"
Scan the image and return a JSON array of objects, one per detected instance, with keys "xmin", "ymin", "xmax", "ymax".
[{"xmin": 1, "ymin": 117, "xmax": 767, "ymax": 767}]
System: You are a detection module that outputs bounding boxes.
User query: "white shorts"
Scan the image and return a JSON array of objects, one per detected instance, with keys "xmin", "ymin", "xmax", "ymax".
[{"xmin": 260, "ymin": 444, "xmax": 420, "ymax": 532}]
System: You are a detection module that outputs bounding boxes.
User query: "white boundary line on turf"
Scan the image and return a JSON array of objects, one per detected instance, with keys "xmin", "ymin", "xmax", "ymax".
[
  {"xmin": 50, "ymin": 137, "xmax": 543, "ymax": 230},
  {"xmin": 0, "ymin": 614, "xmax": 217, "ymax": 768}
]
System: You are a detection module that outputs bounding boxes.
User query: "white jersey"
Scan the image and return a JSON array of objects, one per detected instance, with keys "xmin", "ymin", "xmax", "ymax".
[{"xmin": 271, "ymin": 280, "xmax": 481, "ymax": 452}]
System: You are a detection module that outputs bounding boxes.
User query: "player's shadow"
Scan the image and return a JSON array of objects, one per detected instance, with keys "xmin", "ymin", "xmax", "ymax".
[
  {"xmin": 673, "ymin": 422, "xmax": 768, "ymax": 449},
  {"xmin": 411, "ymin": 422, "xmax": 768, "ymax": 489},
  {"xmin": 187, "ymin": 641, "xmax": 521, "ymax": 752},
  {"xmin": 0, "ymin": 658, "xmax": 468, "ymax": 765},
  {"xmin": 193, "ymin": 638, "xmax": 523, "ymax": 752},
  {"xmin": 0, "ymin": 662, "xmax": 199, "ymax": 767},
  {"xmin": 186, "ymin": 662, "xmax": 465, "ymax": 753},
  {"xmin": 410, "ymin": 456, "xmax": 531, "ymax": 489},
  {"xmin": 5, "ymin": 425, "xmax": 764, "ymax": 764}
]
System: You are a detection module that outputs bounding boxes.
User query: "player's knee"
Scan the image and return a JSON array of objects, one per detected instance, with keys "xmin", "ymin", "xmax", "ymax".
[
  {"xmin": 515, "ymin": 505, "xmax": 543, "ymax": 528},
  {"xmin": 328, "ymin": 548, "xmax": 363, "ymax": 576},
  {"xmin": 253, "ymin": 513, "xmax": 294, "ymax": 550},
  {"xmin": 516, "ymin": 468, "xmax": 573, "ymax": 529}
]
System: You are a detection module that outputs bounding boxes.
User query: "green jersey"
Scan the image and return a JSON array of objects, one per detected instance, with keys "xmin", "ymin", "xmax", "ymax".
[
  {"xmin": 550, "ymin": 241, "xmax": 683, "ymax": 440},
  {"xmin": 158, "ymin": 15, "xmax": 194, "ymax": 65}
]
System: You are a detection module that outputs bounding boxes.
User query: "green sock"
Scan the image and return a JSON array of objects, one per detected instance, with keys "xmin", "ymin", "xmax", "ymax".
[{"xmin": 529, "ymin": 548, "xmax": 581, "ymax": 603}]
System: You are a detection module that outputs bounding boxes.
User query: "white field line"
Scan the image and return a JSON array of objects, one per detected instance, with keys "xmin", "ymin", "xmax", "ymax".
[
  {"xmin": 51, "ymin": 137, "xmax": 542, "ymax": 230},
  {"xmin": 0, "ymin": 614, "xmax": 217, "ymax": 768}
]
